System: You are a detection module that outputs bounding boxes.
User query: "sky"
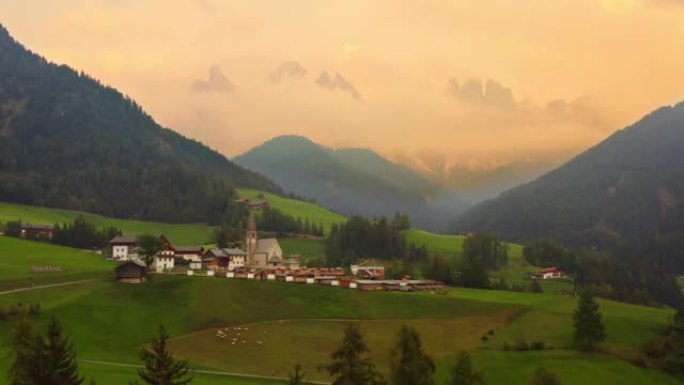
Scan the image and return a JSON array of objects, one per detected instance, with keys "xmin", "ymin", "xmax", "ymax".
[{"xmin": 2, "ymin": 0, "xmax": 684, "ymax": 173}]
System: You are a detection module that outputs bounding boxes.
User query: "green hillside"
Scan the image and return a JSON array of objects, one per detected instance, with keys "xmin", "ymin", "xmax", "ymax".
[
  {"xmin": 0, "ymin": 236, "xmax": 115, "ymax": 290},
  {"xmin": 0, "ymin": 275, "xmax": 678, "ymax": 384},
  {"xmin": 237, "ymin": 188, "xmax": 347, "ymax": 235},
  {"xmin": 0, "ymin": 201, "xmax": 214, "ymax": 245}
]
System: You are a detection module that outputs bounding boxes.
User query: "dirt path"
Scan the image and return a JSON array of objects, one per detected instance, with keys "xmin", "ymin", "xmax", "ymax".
[
  {"xmin": 79, "ymin": 359, "xmax": 331, "ymax": 384},
  {"xmin": 0, "ymin": 279, "xmax": 97, "ymax": 296}
]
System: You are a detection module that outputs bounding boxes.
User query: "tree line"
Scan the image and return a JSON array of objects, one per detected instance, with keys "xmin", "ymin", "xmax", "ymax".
[
  {"xmin": 256, "ymin": 207, "xmax": 325, "ymax": 236},
  {"xmin": 4, "ymin": 217, "xmax": 121, "ymax": 250},
  {"xmin": 524, "ymin": 239, "xmax": 683, "ymax": 307},
  {"xmin": 325, "ymin": 216, "xmax": 426, "ymax": 267}
]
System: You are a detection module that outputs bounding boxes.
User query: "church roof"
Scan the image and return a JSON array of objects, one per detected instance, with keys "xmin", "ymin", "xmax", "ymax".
[{"xmin": 255, "ymin": 238, "xmax": 280, "ymax": 253}]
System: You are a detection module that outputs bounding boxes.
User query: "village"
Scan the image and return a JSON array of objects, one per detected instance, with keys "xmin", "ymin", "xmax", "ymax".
[{"xmin": 111, "ymin": 213, "xmax": 449, "ymax": 293}]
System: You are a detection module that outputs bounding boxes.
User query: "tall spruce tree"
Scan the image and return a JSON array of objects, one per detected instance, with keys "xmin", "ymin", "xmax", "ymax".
[
  {"xmin": 448, "ymin": 351, "xmax": 485, "ymax": 385},
  {"xmin": 323, "ymin": 324, "xmax": 384, "ymax": 385},
  {"xmin": 32, "ymin": 318, "xmax": 84, "ymax": 385},
  {"xmin": 137, "ymin": 234, "xmax": 165, "ymax": 268},
  {"xmin": 8, "ymin": 316, "xmax": 34, "ymax": 385},
  {"xmin": 133, "ymin": 327, "xmax": 192, "ymax": 385},
  {"xmin": 573, "ymin": 290, "xmax": 606, "ymax": 351},
  {"xmin": 532, "ymin": 368, "xmax": 561, "ymax": 385},
  {"xmin": 389, "ymin": 326, "xmax": 435, "ymax": 385}
]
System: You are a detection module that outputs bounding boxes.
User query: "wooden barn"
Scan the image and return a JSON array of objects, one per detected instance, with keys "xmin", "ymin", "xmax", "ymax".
[{"xmin": 115, "ymin": 261, "xmax": 147, "ymax": 283}]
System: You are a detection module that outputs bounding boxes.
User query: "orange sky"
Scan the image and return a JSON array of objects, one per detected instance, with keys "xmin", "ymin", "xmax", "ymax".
[{"xmin": 2, "ymin": 0, "xmax": 684, "ymax": 171}]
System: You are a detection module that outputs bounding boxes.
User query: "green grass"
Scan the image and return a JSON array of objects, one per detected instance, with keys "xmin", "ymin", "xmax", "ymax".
[
  {"xmin": 237, "ymin": 189, "xmax": 346, "ymax": 235},
  {"xmin": 403, "ymin": 229, "xmax": 464, "ymax": 259},
  {"xmin": 0, "ymin": 235, "xmax": 115, "ymax": 290},
  {"xmin": 0, "ymin": 201, "xmax": 214, "ymax": 245},
  {"xmin": 278, "ymin": 237, "xmax": 326, "ymax": 261}
]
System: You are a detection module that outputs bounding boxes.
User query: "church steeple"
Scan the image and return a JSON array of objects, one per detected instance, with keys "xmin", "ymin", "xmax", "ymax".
[{"xmin": 246, "ymin": 213, "xmax": 257, "ymax": 258}]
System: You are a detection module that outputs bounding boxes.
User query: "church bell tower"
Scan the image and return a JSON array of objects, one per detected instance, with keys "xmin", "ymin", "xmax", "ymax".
[{"xmin": 246, "ymin": 213, "xmax": 257, "ymax": 263}]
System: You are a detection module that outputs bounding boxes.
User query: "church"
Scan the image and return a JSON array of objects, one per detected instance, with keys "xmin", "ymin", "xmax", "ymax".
[{"xmin": 245, "ymin": 214, "xmax": 284, "ymax": 268}]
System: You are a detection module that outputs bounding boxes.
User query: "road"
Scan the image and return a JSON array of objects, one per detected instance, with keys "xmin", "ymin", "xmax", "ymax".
[
  {"xmin": 78, "ymin": 359, "xmax": 331, "ymax": 384},
  {"xmin": 0, "ymin": 279, "xmax": 96, "ymax": 296}
]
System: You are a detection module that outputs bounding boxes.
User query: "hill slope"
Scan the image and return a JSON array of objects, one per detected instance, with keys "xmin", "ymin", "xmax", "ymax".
[
  {"xmin": 0, "ymin": 24, "xmax": 281, "ymax": 224},
  {"xmin": 453, "ymin": 101, "xmax": 684, "ymax": 265},
  {"xmin": 234, "ymin": 135, "xmax": 463, "ymax": 230}
]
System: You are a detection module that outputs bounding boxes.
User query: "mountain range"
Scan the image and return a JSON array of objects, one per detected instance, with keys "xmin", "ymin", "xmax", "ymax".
[
  {"xmin": 453, "ymin": 101, "xmax": 684, "ymax": 261},
  {"xmin": 0, "ymin": 24, "xmax": 280, "ymax": 224},
  {"xmin": 234, "ymin": 135, "xmax": 467, "ymax": 230}
]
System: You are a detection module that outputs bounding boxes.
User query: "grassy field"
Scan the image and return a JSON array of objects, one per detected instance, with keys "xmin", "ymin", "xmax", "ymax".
[
  {"xmin": 237, "ymin": 189, "xmax": 346, "ymax": 235},
  {"xmin": 0, "ymin": 201, "xmax": 214, "ymax": 245},
  {"xmin": 278, "ymin": 237, "xmax": 326, "ymax": 262},
  {"xmin": 0, "ymin": 271, "xmax": 679, "ymax": 384},
  {"xmin": 0, "ymin": 236, "xmax": 115, "ymax": 290}
]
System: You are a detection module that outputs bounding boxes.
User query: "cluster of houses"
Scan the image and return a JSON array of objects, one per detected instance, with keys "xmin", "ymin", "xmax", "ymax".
[{"xmin": 113, "ymin": 215, "xmax": 446, "ymax": 293}]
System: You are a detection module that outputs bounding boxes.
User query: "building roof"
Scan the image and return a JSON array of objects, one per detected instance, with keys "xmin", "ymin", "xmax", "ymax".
[
  {"xmin": 268, "ymin": 255, "xmax": 282, "ymax": 263},
  {"xmin": 109, "ymin": 235, "xmax": 138, "ymax": 244},
  {"xmin": 175, "ymin": 246, "xmax": 203, "ymax": 253},
  {"xmin": 542, "ymin": 267, "xmax": 561, "ymax": 273},
  {"xmin": 255, "ymin": 238, "xmax": 279, "ymax": 253},
  {"xmin": 223, "ymin": 248, "xmax": 247, "ymax": 256},
  {"xmin": 21, "ymin": 224, "xmax": 54, "ymax": 230},
  {"xmin": 115, "ymin": 260, "xmax": 146, "ymax": 270}
]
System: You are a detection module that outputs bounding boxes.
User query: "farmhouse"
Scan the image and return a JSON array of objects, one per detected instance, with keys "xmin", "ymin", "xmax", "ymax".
[
  {"xmin": 153, "ymin": 244, "xmax": 175, "ymax": 272},
  {"xmin": 351, "ymin": 260, "xmax": 385, "ymax": 279},
  {"xmin": 203, "ymin": 248, "xmax": 247, "ymax": 272},
  {"xmin": 541, "ymin": 267, "xmax": 563, "ymax": 279},
  {"xmin": 115, "ymin": 260, "xmax": 146, "ymax": 283},
  {"xmin": 20, "ymin": 224, "xmax": 54, "ymax": 240},
  {"xmin": 174, "ymin": 245, "xmax": 205, "ymax": 270},
  {"xmin": 108, "ymin": 235, "xmax": 139, "ymax": 260}
]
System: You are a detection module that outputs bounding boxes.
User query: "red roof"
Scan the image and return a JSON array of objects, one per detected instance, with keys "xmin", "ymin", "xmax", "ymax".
[{"xmin": 542, "ymin": 267, "xmax": 561, "ymax": 273}]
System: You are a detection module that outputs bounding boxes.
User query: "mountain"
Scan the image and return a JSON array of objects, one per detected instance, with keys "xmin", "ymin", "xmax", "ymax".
[
  {"xmin": 234, "ymin": 136, "xmax": 465, "ymax": 230},
  {"xmin": 453, "ymin": 101, "xmax": 684, "ymax": 256},
  {"xmin": 0, "ymin": 24, "xmax": 281, "ymax": 224}
]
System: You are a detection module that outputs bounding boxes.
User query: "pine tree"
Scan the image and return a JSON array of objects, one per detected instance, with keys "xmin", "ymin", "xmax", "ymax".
[
  {"xmin": 8, "ymin": 316, "xmax": 34, "ymax": 385},
  {"xmin": 133, "ymin": 327, "xmax": 192, "ymax": 385},
  {"xmin": 32, "ymin": 318, "xmax": 84, "ymax": 385},
  {"xmin": 573, "ymin": 290, "xmax": 606, "ymax": 350},
  {"xmin": 532, "ymin": 368, "xmax": 561, "ymax": 385},
  {"xmin": 448, "ymin": 351, "xmax": 485, "ymax": 385},
  {"xmin": 288, "ymin": 362, "xmax": 309, "ymax": 385},
  {"xmin": 389, "ymin": 326, "xmax": 435, "ymax": 385},
  {"xmin": 323, "ymin": 324, "xmax": 384, "ymax": 385}
]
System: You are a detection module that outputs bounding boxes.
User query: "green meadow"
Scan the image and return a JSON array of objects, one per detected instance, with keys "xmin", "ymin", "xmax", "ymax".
[
  {"xmin": 237, "ymin": 189, "xmax": 347, "ymax": 235},
  {"xmin": 0, "ymin": 201, "xmax": 213, "ymax": 245}
]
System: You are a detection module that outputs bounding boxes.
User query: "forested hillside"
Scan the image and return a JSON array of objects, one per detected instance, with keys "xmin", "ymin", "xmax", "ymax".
[
  {"xmin": 234, "ymin": 135, "xmax": 464, "ymax": 230},
  {"xmin": 453, "ymin": 101, "xmax": 684, "ymax": 271},
  {"xmin": 0, "ymin": 24, "xmax": 281, "ymax": 224}
]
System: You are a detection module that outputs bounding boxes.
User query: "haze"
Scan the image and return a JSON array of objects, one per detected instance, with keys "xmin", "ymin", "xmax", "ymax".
[{"xmin": 2, "ymin": 0, "xmax": 684, "ymax": 172}]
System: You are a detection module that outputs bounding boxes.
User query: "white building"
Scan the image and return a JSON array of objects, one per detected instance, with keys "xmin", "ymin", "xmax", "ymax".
[
  {"xmin": 153, "ymin": 246, "xmax": 175, "ymax": 272},
  {"xmin": 108, "ymin": 235, "xmax": 139, "ymax": 260}
]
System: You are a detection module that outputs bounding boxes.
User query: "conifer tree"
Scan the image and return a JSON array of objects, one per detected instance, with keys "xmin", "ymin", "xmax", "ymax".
[
  {"xmin": 532, "ymin": 368, "xmax": 561, "ymax": 385},
  {"xmin": 573, "ymin": 290, "xmax": 606, "ymax": 350},
  {"xmin": 133, "ymin": 327, "xmax": 192, "ymax": 385},
  {"xmin": 389, "ymin": 326, "xmax": 435, "ymax": 385},
  {"xmin": 447, "ymin": 351, "xmax": 485, "ymax": 385},
  {"xmin": 8, "ymin": 316, "xmax": 34, "ymax": 385},
  {"xmin": 288, "ymin": 362, "xmax": 309, "ymax": 385},
  {"xmin": 32, "ymin": 318, "xmax": 84, "ymax": 385},
  {"xmin": 323, "ymin": 324, "xmax": 384, "ymax": 385}
]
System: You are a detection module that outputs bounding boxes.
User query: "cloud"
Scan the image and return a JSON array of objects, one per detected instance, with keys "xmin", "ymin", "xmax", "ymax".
[
  {"xmin": 448, "ymin": 77, "xmax": 516, "ymax": 109},
  {"xmin": 192, "ymin": 65, "xmax": 235, "ymax": 93},
  {"xmin": 271, "ymin": 61, "xmax": 307, "ymax": 83},
  {"xmin": 315, "ymin": 71, "xmax": 361, "ymax": 99}
]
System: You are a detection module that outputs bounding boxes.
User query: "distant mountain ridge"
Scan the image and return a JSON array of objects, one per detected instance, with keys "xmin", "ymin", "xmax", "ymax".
[
  {"xmin": 453, "ymin": 101, "xmax": 684, "ymax": 265},
  {"xmin": 234, "ymin": 135, "xmax": 464, "ymax": 230},
  {"xmin": 0, "ymin": 24, "xmax": 281, "ymax": 223}
]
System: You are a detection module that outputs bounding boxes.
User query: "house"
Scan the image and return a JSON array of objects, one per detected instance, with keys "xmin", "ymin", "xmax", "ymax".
[
  {"xmin": 203, "ymin": 247, "xmax": 247, "ymax": 272},
  {"xmin": 108, "ymin": 235, "xmax": 139, "ymax": 260},
  {"xmin": 284, "ymin": 255, "xmax": 301, "ymax": 270},
  {"xmin": 20, "ymin": 224, "xmax": 54, "ymax": 240},
  {"xmin": 115, "ymin": 261, "xmax": 147, "ymax": 283},
  {"xmin": 541, "ymin": 267, "xmax": 563, "ymax": 280},
  {"xmin": 235, "ymin": 198, "xmax": 270, "ymax": 210},
  {"xmin": 351, "ymin": 261, "xmax": 385, "ymax": 280},
  {"xmin": 153, "ymin": 244, "xmax": 175, "ymax": 272},
  {"xmin": 174, "ymin": 246, "xmax": 205, "ymax": 270}
]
